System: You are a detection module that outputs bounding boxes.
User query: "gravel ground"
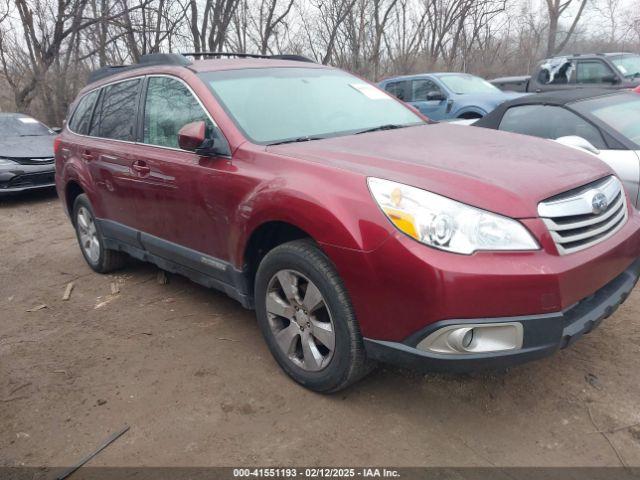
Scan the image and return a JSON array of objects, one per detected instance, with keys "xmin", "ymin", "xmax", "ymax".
[{"xmin": 1, "ymin": 189, "xmax": 640, "ymax": 468}]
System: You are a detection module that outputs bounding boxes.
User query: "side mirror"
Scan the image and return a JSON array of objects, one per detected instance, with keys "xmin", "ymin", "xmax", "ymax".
[
  {"xmin": 178, "ymin": 120, "xmax": 219, "ymax": 156},
  {"xmin": 555, "ymin": 135, "xmax": 601, "ymax": 155},
  {"xmin": 602, "ymin": 74, "xmax": 620, "ymax": 84},
  {"xmin": 426, "ymin": 91, "xmax": 446, "ymax": 102},
  {"xmin": 51, "ymin": 127, "xmax": 62, "ymax": 134}
]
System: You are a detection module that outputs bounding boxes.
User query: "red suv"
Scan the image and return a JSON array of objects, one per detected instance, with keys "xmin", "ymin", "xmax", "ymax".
[{"xmin": 56, "ymin": 53, "xmax": 640, "ymax": 392}]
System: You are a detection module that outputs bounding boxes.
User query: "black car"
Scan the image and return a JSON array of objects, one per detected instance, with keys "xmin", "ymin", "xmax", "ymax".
[
  {"xmin": 474, "ymin": 88, "xmax": 640, "ymax": 207},
  {"xmin": 0, "ymin": 113, "xmax": 58, "ymax": 194}
]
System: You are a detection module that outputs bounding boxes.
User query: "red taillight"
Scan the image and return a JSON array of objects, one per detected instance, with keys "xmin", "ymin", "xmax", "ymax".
[{"xmin": 53, "ymin": 136, "xmax": 61, "ymax": 155}]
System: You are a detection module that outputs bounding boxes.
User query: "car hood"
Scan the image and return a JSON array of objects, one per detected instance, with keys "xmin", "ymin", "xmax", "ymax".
[
  {"xmin": 267, "ymin": 123, "xmax": 613, "ymax": 219},
  {"xmin": 0, "ymin": 135, "xmax": 55, "ymax": 160}
]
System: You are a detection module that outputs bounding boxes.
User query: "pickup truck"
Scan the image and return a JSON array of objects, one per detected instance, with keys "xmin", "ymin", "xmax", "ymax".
[{"xmin": 491, "ymin": 53, "xmax": 640, "ymax": 93}]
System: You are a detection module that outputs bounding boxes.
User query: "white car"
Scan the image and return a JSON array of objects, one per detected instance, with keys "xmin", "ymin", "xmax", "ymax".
[{"xmin": 472, "ymin": 89, "xmax": 640, "ymax": 206}]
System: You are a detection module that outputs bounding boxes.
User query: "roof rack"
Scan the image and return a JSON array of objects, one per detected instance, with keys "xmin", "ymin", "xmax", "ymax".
[
  {"xmin": 182, "ymin": 51, "xmax": 315, "ymax": 63},
  {"xmin": 87, "ymin": 53, "xmax": 192, "ymax": 84},
  {"xmin": 86, "ymin": 51, "xmax": 315, "ymax": 85}
]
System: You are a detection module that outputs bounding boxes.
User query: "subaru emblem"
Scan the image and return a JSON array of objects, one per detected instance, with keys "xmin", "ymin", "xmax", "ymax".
[{"xmin": 591, "ymin": 192, "xmax": 608, "ymax": 214}]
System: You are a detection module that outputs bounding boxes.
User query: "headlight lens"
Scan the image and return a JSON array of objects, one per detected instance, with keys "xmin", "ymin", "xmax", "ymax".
[
  {"xmin": 0, "ymin": 157, "xmax": 17, "ymax": 166},
  {"xmin": 368, "ymin": 177, "xmax": 539, "ymax": 254}
]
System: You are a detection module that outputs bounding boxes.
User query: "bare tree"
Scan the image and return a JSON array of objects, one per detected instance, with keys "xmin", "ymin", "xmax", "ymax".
[{"xmin": 545, "ymin": 0, "xmax": 588, "ymax": 56}]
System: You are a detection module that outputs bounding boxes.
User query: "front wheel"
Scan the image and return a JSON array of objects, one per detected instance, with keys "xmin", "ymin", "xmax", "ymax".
[{"xmin": 255, "ymin": 239, "xmax": 373, "ymax": 392}]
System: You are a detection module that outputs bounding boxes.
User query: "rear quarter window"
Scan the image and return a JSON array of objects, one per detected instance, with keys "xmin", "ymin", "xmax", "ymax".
[{"xmin": 68, "ymin": 90, "xmax": 99, "ymax": 135}]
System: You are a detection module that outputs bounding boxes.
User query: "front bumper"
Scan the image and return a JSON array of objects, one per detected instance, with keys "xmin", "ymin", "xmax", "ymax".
[
  {"xmin": 364, "ymin": 258, "xmax": 640, "ymax": 373},
  {"xmin": 0, "ymin": 163, "xmax": 56, "ymax": 194}
]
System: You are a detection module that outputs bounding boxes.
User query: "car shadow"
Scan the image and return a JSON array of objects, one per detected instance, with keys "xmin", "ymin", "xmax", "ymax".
[{"xmin": 0, "ymin": 187, "xmax": 59, "ymax": 208}]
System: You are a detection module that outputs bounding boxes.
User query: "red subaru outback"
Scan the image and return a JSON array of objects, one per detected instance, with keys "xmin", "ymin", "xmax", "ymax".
[{"xmin": 56, "ymin": 53, "xmax": 640, "ymax": 392}]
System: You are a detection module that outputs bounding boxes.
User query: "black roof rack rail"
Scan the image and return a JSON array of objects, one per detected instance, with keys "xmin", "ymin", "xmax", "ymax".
[
  {"xmin": 87, "ymin": 51, "xmax": 315, "ymax": 85},
  {"xmin": 182, "ymin": 51, "xmax": 315, "ymax": 63},
  {"xmin": 87, "ymin": 53, "xmax": 192, "ymax": 84}
]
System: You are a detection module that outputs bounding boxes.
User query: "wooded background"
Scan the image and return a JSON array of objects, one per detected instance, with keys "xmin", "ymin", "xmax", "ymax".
[{"xmin": 0, "ymin": 0, "xmax": 638, "ymax": 126}]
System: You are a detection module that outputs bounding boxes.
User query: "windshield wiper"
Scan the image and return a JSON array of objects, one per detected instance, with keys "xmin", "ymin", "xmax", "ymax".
[
  {"xmin": 267, "ymin": 136, "xmax": 325, "ymax": 146},
  {"xmin": 355, "ymin": 124, "xmax": 406, "ymax": 135}
]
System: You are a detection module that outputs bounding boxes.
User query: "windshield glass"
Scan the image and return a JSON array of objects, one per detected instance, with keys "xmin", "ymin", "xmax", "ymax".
[
  {"xmin": 438, "ymin": 74, "xmax": 500, "ymax": 94},
  {"xmin": 199, "ymin": 68, "xmax": 424, "ymax": 144},
  {"xmin": 0, "ymin": 116, "xmax": 52, "ymax": 137},
  {"xmin": 573, "ymin": 93, "xmax": 640, "ymax": 146},
  {"xmin": 610, "ymin": 55, "xmax": 640, "ymax": 78}
]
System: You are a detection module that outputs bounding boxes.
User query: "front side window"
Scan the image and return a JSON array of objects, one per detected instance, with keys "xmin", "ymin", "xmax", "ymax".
[
  {"xmin": 576, "ymin": 61, "xmax": 616, "ymax": 84},
  {"xmin": 438, "ymin": 74, "xmax": 499, "ymax": 94},
  {"xmin": 573, "ymin": 93, "xmax": 640, "ymax": 146},
  {"xmin": 199, "ymin": 68, "xmax": 424, "ymax": 144},
  {"xmin": 412, "ymin": 79, "xmax": 443, "ymax": 101},
  {"xmin": 94, "ymin": 79, "xmax": 141, "ymax": 141},
  {"xmin": 143, "ymin": 77, "xmax": 214, "ymax": 149},
  {"xmin": 69, "ymin": 90, "xmax": 99, "ymax": 135},
  {"xmin": 385, "ymin": 80, "xmax": 411, "ymax": 101},
  {"xmin": 499, "ymin": 104, "xmax": 606, "ymax": 149}
]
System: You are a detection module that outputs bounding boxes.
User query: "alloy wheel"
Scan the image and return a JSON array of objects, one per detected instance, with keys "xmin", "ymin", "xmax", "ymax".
[
  {"xmin": 76, "ymin": 206, "xmax": 100, "ymax": 264},
  {"xmin": 265, "ymin": 269, "xmax": 336, "ymax": 371}
]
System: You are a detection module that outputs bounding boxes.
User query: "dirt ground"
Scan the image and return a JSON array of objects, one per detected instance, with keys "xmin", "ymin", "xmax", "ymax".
[{"xmin": 1, "ymin": 189, "xmax": 640, "ymax": 468}]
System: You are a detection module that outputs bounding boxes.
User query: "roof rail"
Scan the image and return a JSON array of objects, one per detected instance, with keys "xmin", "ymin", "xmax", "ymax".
[
  {"xmin": 86, "ymin": 51, "xmax": 315, "ymax": 85},
  {"xmin": 182, "ymin": 51, "xmax": 315, "ymax": 63},
  {"xmin": 87, "ymin": 53, "xmax": 192, "ymax": 84}
]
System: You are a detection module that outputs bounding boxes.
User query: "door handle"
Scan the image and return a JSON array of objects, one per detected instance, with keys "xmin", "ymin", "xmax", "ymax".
[
  {"xmin": 81, "ymin": 150, "xmax": 94, "ymax": 161},
  {"xmin": 131, "ymin": 160, "xmax": 150, "ymax": 175}
]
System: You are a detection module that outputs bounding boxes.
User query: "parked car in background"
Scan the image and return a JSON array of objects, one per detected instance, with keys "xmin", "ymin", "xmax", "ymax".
[
  {"xmin": 0, "ymin": 113, "xmax": 58, "ymax": 195},
  {"xmin": 379, "ymin": 73, "xmax": 525, "ymax": 120},
  {"xmin": 490, "ymin": 53, "xmax": 640, "ymax": 93},
  {"xmin": 57, "ymin": 53, "xmax": 640, "ymax": 392},
  {"xmin": 474, "ymin": 89, "xmax": 640, "ymax": 207}
]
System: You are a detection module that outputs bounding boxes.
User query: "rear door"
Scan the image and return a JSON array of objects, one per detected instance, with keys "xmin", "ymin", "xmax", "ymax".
[{"xmin": 84, "ymin": 78, "xmax": 144, "ymax": 237}]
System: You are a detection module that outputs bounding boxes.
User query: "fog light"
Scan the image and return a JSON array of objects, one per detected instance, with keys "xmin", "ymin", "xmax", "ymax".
[{"xmin": 417, "ymin": 322, "xmax": 523, "ymax": 354}]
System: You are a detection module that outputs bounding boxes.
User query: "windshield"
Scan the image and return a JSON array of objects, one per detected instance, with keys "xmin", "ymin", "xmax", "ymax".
[
  {"xmin": 573, "ymin": 93, "xmax": 640, "ymax": 146},
  {"xmin": 0, "ymin": 116, "xmax": 52, "ymax": 137},
  {"xmin": 199, "ymin": 68, "xmax": 424, "ymax": 144},
  {"xmin": 610, "ymin": 55, "xmax": 640, "ymax": 78},
  {"xmin": 438, "ymin": 74, "xmax": 500, "ymax": 94}
]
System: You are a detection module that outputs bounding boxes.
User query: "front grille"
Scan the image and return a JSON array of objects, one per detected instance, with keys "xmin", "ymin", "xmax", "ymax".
[
  {"xmin": 538, "ymin": 176, "xmax": 627, "ymax": 255},
  {"xmin": 7, "ymin": 156, "xmax": 55, "ymax": 165},
  {"xmin": 6, "ymin": 172, "xmax": 56, "ymax": 188}
]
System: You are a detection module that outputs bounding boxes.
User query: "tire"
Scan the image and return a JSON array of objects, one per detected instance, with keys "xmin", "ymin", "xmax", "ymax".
[
  {"xmin": 72, "ymin": 194, "xmax": 127, "ymax": 273},
  {"xmin": 255, "ymin": 239, "xmax": 373, "ymax": 392}
]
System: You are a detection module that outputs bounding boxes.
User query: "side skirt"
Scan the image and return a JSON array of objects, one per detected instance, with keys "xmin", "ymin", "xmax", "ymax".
[{"xmin": 97, "ymin": 219, "xmax": 254, "ymax": 309}]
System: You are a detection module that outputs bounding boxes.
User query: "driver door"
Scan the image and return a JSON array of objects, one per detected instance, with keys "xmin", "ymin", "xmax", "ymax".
[
  {"xmin": 130, "ymin": 75, "xmax": 232, "ymax": 260},
  {"xmin": 410, "ymin": 78, "xmax": 448, "ymax": 120}
]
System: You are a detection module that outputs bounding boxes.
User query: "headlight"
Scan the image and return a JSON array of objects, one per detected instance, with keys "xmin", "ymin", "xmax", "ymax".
[
  {"xmin": 368, "ymin": 177, "xmax": 539, "ymax": 254},
  {"xmin": 0, "ymin": 158, "xmax": 17, "ymax": 166}
]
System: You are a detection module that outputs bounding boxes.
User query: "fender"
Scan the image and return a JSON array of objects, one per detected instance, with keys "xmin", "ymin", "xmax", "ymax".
[
  {"xmin": 59, "ymin": 145, "xmax": 99, "ymax": 215},
  {"xmin": 227, "ymin": 172, "xmax": 394, "ymax": 268},
  {"xmin": 452, "ymin": 106, "xmax": 487, "ymax": 119}
]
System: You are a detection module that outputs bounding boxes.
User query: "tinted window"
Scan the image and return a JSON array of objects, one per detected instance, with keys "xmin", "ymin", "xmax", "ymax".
[
  {"xmin": 143, "ymin": 77, "xmax": 214, "ymax": 149},
  {"xmin": 573, "ymin": 93, "xmax": 640, "ymax": 146},
  {"xmin": 69, "ymin": 90, "xmax": 99, "ymax": 135},
  {"xmin": 576, "ymin": 61, "xmax": 615, "ymax": 84},
  {"xmin": 94, "ymin": 79, "xmax": 141, "ymax": 141},
  {"xmin": 385, "ymin": 80, "xmax": 411, "ymax": 101},
  {"xmin": 499, "ymin": 105, "xmax": 606, "ymax": 148},
  {"xmin": 412, "ymin": 79, "xmax": 443, "ymax": 101}
]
